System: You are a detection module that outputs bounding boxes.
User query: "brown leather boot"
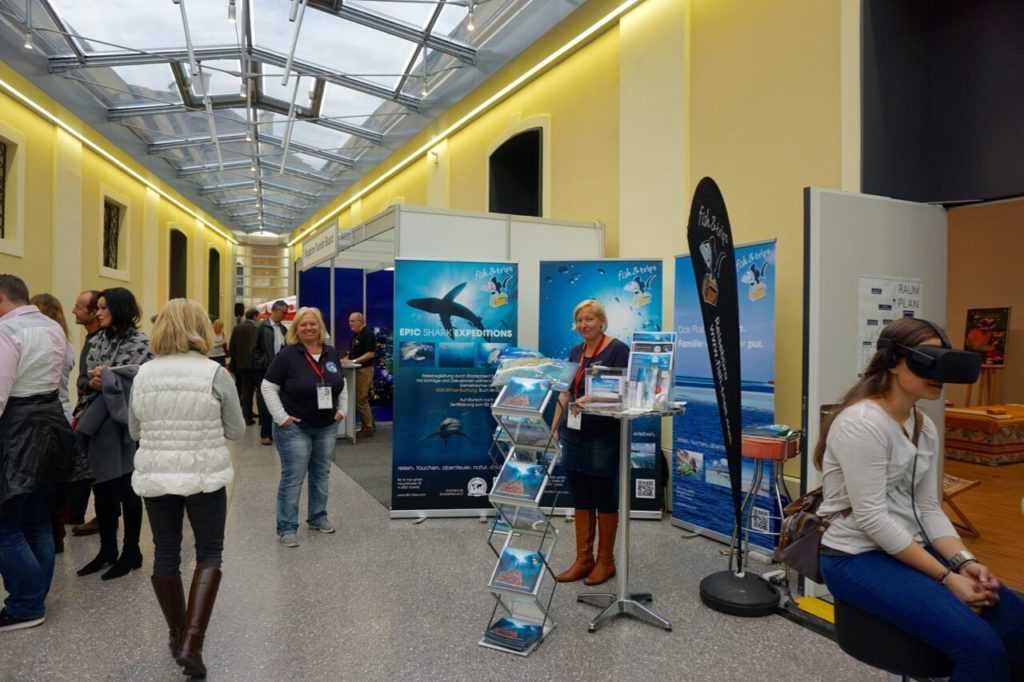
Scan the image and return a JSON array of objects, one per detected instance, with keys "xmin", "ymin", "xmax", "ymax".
[
  {"xmin": 151, "ymin": 574, "xmax": 187, "ymax": 658},
  {"xmin": 176, "ymin": 567, "xmax": 222, "ymax": 678},
  {"xmin": 555, "ymin": 509, "xmax": 596, "ymax": 582},
  {"xmin": 584, "ymin": 513, "xmax": 619, "ymax": 586}
]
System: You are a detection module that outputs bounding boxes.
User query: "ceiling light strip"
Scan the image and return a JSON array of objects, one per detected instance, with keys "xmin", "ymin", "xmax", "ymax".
[
  {"xmin": 0, "ymin": 77, "xmax": 237, "ymax": 244},
  {"xmin": 288, "ymin": 0, "xmax": 643, "ymax": 246}
]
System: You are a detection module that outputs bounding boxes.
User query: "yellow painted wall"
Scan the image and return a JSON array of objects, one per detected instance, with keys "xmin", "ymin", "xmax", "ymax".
[
  {"xmin": 295, "ymin": 0, "xmax": 852, "ymax": 489},
  {"xmin": 0, "ymin": 63, "xmax": 236, "ymax": 330},
  {"xmin": 688, "ymin": 0, "xmax": 845, "ymax": 454}
]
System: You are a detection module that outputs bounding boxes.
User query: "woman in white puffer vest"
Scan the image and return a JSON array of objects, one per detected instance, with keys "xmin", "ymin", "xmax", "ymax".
[{"xmin": 129, "ymin": 299, "xmax": 245, "ymax": 680}]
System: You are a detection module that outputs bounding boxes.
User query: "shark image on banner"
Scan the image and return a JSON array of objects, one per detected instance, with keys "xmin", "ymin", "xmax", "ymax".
[{"xmin": 407, "ymin": 282, "xmax": 485, "ymax": 338}]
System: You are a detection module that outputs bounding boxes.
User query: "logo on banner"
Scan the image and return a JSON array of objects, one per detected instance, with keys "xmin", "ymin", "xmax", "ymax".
[
  {"xmin": 740, "ymin": 261, "xmax": 769, "ymax": 301},
  {"xmin": 480, "ymin": 273, "xmax": 514, "ymax": 308},
  {"xmin": 467, "ymin": 477, "xmax": 487, "ymax": 496},
  {"xmin": 697, "ymin": 236, "xmax": 727, "ymax": 306},
  {"xmin": 620, "ymin": 266, "xmax": 658, "ymax": 308}
]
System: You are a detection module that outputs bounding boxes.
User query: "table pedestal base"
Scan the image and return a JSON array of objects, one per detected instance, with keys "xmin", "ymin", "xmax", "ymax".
[{"xmin": 578, "ymin": 591, "xmax": 672, "ymax": 632}]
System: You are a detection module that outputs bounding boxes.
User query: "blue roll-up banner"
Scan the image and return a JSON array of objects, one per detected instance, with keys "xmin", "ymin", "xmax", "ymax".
[
  {"xmin": 538, "ymin": 260, "xmax": 664, "ymax": 514},
  {"xmin": 672, "ymin": 239, "xmax": 778, "ymax": 549},
  {"xmin": 392, "ymin": 259, "xmax": 518, "ymax": 514}
]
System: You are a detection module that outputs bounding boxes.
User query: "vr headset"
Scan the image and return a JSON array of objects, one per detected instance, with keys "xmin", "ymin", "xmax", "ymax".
[{"xmin": 876, "ymin": 319, "xmax": 982, "ymax": 384}]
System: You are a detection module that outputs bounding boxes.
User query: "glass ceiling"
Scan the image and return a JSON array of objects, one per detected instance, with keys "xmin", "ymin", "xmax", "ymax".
[{"xmin": 0, "ymin": 0, "xmax": 585, "ymax": 238}]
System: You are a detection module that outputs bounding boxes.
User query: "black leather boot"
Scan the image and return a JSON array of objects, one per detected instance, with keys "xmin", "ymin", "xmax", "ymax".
[{"xmin": 176, "ymin": 567, "xmax": 222, "ymax": 679}]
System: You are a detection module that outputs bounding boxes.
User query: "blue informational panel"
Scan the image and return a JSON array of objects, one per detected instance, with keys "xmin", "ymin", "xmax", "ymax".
[
  {"xmin": 392, "ymin": 259, "xmax": 518, "ymax": 513},
  {"xmin": 298, "ymin": 266, "xmax": 331, "ymax": 331},
  {"xmin": 367, "ymin": 269, "xmax": 394, "ymax": 423},
  {"xmin": 672, "ymin": 240, "xmax": 780, "ymax": 548},
  {"xmin": 538, "ymin": 260, "xmax": 664, "ymax": 513},
  {"xmin": 331, "ymin": 267, "xmax": 365, "ymax": 348}
]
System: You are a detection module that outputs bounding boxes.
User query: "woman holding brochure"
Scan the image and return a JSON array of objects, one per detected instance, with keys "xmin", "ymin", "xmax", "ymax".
[{"xmin": 551, "ymin": 299, "xmax": 629, "ymax": 586}]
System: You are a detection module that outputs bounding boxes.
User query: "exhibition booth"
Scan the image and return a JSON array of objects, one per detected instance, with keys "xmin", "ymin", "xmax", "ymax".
[{"xmin": 292, "ymin": 192, "xmax": 1019, "ymax": 662}]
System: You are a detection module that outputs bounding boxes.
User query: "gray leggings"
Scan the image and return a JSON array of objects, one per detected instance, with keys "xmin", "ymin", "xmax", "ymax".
[{"xmin": 143, "ymin": 489, "xmax": 227, "ymax": 579}]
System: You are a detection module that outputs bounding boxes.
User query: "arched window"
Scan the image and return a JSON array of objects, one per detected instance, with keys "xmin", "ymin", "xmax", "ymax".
[
  {"xmin": 488, "ymin": 128, "xmax": 542, "ymax": 216},
  {"xmin": 208, "ymin": 248, "xmax": 221, "ymax": 319},
  {"xmin": 169, "ymin": 229, "xmax": 188, "ymax": 299}
]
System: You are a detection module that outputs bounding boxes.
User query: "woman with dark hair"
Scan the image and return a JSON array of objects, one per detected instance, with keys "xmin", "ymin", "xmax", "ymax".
[
  {"xmin": 550, "ymin": 299, "xmax": 630, "ymax": 586},
  {"xmin": 75, "ymin": 287, "xmax": 153, "ymax": 580},
  {"xmin": 816, "ymin": 317, "xmax": 1024, "ymax": 681}
]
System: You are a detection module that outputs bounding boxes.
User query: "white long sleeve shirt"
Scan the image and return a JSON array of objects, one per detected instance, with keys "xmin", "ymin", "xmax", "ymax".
[
  {"xmin": 820, "ymin": 400, "xmax": 957, "ymax": 555},
  {"xmin": 0, "ymin": 305, "xmax": 69, "ymax": 417}
]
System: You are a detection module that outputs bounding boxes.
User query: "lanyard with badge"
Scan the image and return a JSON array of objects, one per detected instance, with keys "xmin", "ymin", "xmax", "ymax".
[
  {"xmin": 566, "ymin": 334, "xmax": 607, "ymax": 430},
  {"xmin": 304, "ymin": 351, "xmax": 334, "ymax": 410}
]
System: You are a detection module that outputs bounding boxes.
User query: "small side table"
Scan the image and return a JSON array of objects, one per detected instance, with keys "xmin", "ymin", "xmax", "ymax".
[
  {"xmin": 576, "ymin": 403, "xmax": 685, "ymax": 633},
  {"xmin": 942, "ymin": 474, "xmax": 981, "ymax": 538}
]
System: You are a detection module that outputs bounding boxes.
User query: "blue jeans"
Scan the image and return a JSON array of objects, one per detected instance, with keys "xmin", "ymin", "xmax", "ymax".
[
  {"xmin": 821, "ymin": 549, "xmax": 1024, "ymax": 681},
  {"xmin": 273, "ymin": 422, "xmax": 336, "ymax": 535},
  {"xmin": 0, "ymin": 487, "xmax": 55, "ymax": 619}
]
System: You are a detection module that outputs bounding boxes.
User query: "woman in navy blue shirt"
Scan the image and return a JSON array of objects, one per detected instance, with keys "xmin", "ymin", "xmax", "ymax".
[
  {"xmin": 260, "ymin": 308, "xmax": 347, "ymax": 548},
  {"xmin": 551, "ymin": 299, "xmax": 629, "ymax": 586}
]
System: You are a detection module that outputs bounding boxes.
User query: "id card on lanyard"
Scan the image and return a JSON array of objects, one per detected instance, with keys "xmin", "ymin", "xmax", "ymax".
[
  {"xmin": 304, "ymin": 352, "xmax": 333, "ymax": 410},
  {"xmin": 567, "ymin": 335, "xmax": 607, "ymax": 430}
]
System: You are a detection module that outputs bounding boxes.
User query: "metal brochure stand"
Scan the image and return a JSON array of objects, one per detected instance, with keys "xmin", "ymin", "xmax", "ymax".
[
  {"xmin": 480, "ymin": 380, "xmax": 560, "ymax": 656},
  {"xmin": 576, "ymin": 403, "xmax": 686, "ymax": 633}
]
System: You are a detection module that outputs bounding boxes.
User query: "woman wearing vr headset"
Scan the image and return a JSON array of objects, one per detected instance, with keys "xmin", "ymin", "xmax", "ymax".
[{"xmin": 814, "ymin": 317, "xmax": 1023, "ymax": 680}]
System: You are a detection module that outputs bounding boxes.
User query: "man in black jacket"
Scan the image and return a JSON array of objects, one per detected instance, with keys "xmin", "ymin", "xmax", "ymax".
[
  {"xmin": 228, "ymin": 307, "xmax": 260, "ymax": 425},
  {"xmin": 251, "ymin": 300, "xmax": 288, "ymax": 445}
]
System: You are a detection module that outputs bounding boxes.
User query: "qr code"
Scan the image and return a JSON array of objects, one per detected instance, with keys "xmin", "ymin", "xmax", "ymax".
[
  {"xmin": 750, "ymin": 506, "xmax": 770, "ymax": 534},
  {"xmin": 635, "ymin": 478, "xmax": 656, "ymax": 500}
]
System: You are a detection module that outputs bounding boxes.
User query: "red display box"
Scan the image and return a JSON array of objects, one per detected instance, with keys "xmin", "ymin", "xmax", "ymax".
[{"xmin": 741, "ymin": 434, "xmax": 800, "ymax": 461}]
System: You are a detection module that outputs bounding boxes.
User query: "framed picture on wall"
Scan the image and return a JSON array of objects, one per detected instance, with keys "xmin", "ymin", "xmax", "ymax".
[{"xmin": 964, "ymin": 307, "xmax": 1011, "ymax": 367}]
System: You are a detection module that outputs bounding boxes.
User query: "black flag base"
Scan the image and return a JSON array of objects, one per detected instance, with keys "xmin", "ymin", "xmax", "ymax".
[{"xmin": 699, "ymin": 570, "xmax": 779, "ymax": 617}]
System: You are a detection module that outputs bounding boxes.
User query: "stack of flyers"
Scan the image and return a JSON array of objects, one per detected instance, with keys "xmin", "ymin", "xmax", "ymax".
[{"xmin": 483, "ymin": 616, "xmax": 543, "ymax": 652}]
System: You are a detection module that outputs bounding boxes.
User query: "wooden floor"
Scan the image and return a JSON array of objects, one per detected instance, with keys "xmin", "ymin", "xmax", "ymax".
[{"xmin": 943, "ymin": 458, "xmax": 1024, "ymax": 592}]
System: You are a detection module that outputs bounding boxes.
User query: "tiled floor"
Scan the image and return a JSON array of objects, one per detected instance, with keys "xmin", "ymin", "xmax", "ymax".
[{"xmin": 0, "ymin": 427, "xmax": 875, "ymax": 681}]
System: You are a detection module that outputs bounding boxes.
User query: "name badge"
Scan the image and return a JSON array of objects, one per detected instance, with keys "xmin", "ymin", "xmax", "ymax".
[
  {"xmin": 317, "ymin": 385, "xmax": 333, "ymax": 410},
  {"xmin": 567, "ymin": 404, "xmax": 582, "ymax": 430}
]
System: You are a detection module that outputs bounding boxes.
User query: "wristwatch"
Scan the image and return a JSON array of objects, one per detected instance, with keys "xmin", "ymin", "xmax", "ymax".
[{"xmin": 949, "ymin": 550, "xmax": 977, "ymax": 573}]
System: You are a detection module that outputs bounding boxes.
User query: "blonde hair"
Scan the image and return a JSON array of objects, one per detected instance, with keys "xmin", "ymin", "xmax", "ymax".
[
  {"xmin": 572, "ymin": 299, "xmax": 607, "ymax": 331},
  {"xmin": 30, "ymin": 293, "xmax": 70, "ymax": 339},
  {"xmin": 285, "ymin": 307, "xmax": 328, "ymax": 346},
  {"xmin": 212, "ymin": 319, "xmax": 224, "ymax": 332},
  {"xmin": 150, "ymin": 298, "xmax": 214, "ymax": 356}
]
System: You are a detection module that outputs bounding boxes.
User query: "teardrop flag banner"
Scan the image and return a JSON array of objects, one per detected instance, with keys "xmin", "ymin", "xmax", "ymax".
[{"xmin": 685, "ymin": 177, "xmax": 744, "ymax": 570}]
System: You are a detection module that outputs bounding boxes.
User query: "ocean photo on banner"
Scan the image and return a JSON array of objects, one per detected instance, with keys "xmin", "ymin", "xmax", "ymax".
[{"xmin": 672, "ymin": 241, "xmax": 781, "ymax": 549}]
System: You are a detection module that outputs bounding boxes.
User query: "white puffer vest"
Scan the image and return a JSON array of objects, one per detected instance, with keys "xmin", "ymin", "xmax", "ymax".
[{"xmin": 131, "ymin": 352, "xmax": 234, "ymax": 497}]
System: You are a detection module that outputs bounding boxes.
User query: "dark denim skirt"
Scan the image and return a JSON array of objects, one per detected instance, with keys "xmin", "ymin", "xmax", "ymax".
[{"xmin": 559, "ymin": 429, "xmax": 621, "ymax": 478}]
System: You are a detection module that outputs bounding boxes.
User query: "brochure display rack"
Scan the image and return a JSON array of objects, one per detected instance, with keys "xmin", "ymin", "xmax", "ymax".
[
  {"xmin": 577, "ymin": 401, "xmax": 686, "ymax": 633},
  {"xmin": 481, "ymin": 377, "xmax": 561, "ymax": 656}
]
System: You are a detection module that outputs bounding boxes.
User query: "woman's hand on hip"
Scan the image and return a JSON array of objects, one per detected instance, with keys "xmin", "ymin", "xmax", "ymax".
[{"xmin": 281, "ymin": 416, "xmax": 301, "ymax": 427}]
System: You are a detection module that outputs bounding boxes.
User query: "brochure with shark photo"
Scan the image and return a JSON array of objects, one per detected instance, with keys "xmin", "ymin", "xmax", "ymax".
[
  {"xmin": 488, "ymin": 545, "xmax": 547, "ymax": 595},
  {"xmin": 493, "ymin": 377, "xmax": 552, "ymax": 414},
  {"xmin": 498, "ymin": 415, "xmax": 552, "ymax": 450},
  {"xmin": 490, "ymin": 457, "xmax": 548, "ymax": 506}
]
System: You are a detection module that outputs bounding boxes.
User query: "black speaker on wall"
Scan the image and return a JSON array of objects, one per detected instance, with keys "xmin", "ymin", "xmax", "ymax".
[{"xmin": 234, "ymin": 302, "xmax": 244, "ymax": 318}]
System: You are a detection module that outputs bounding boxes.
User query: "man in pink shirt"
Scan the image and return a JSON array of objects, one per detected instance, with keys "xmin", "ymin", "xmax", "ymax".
[{"xmin": 0, "ymin": 274, "xmax": 75, "ymax": 632}]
